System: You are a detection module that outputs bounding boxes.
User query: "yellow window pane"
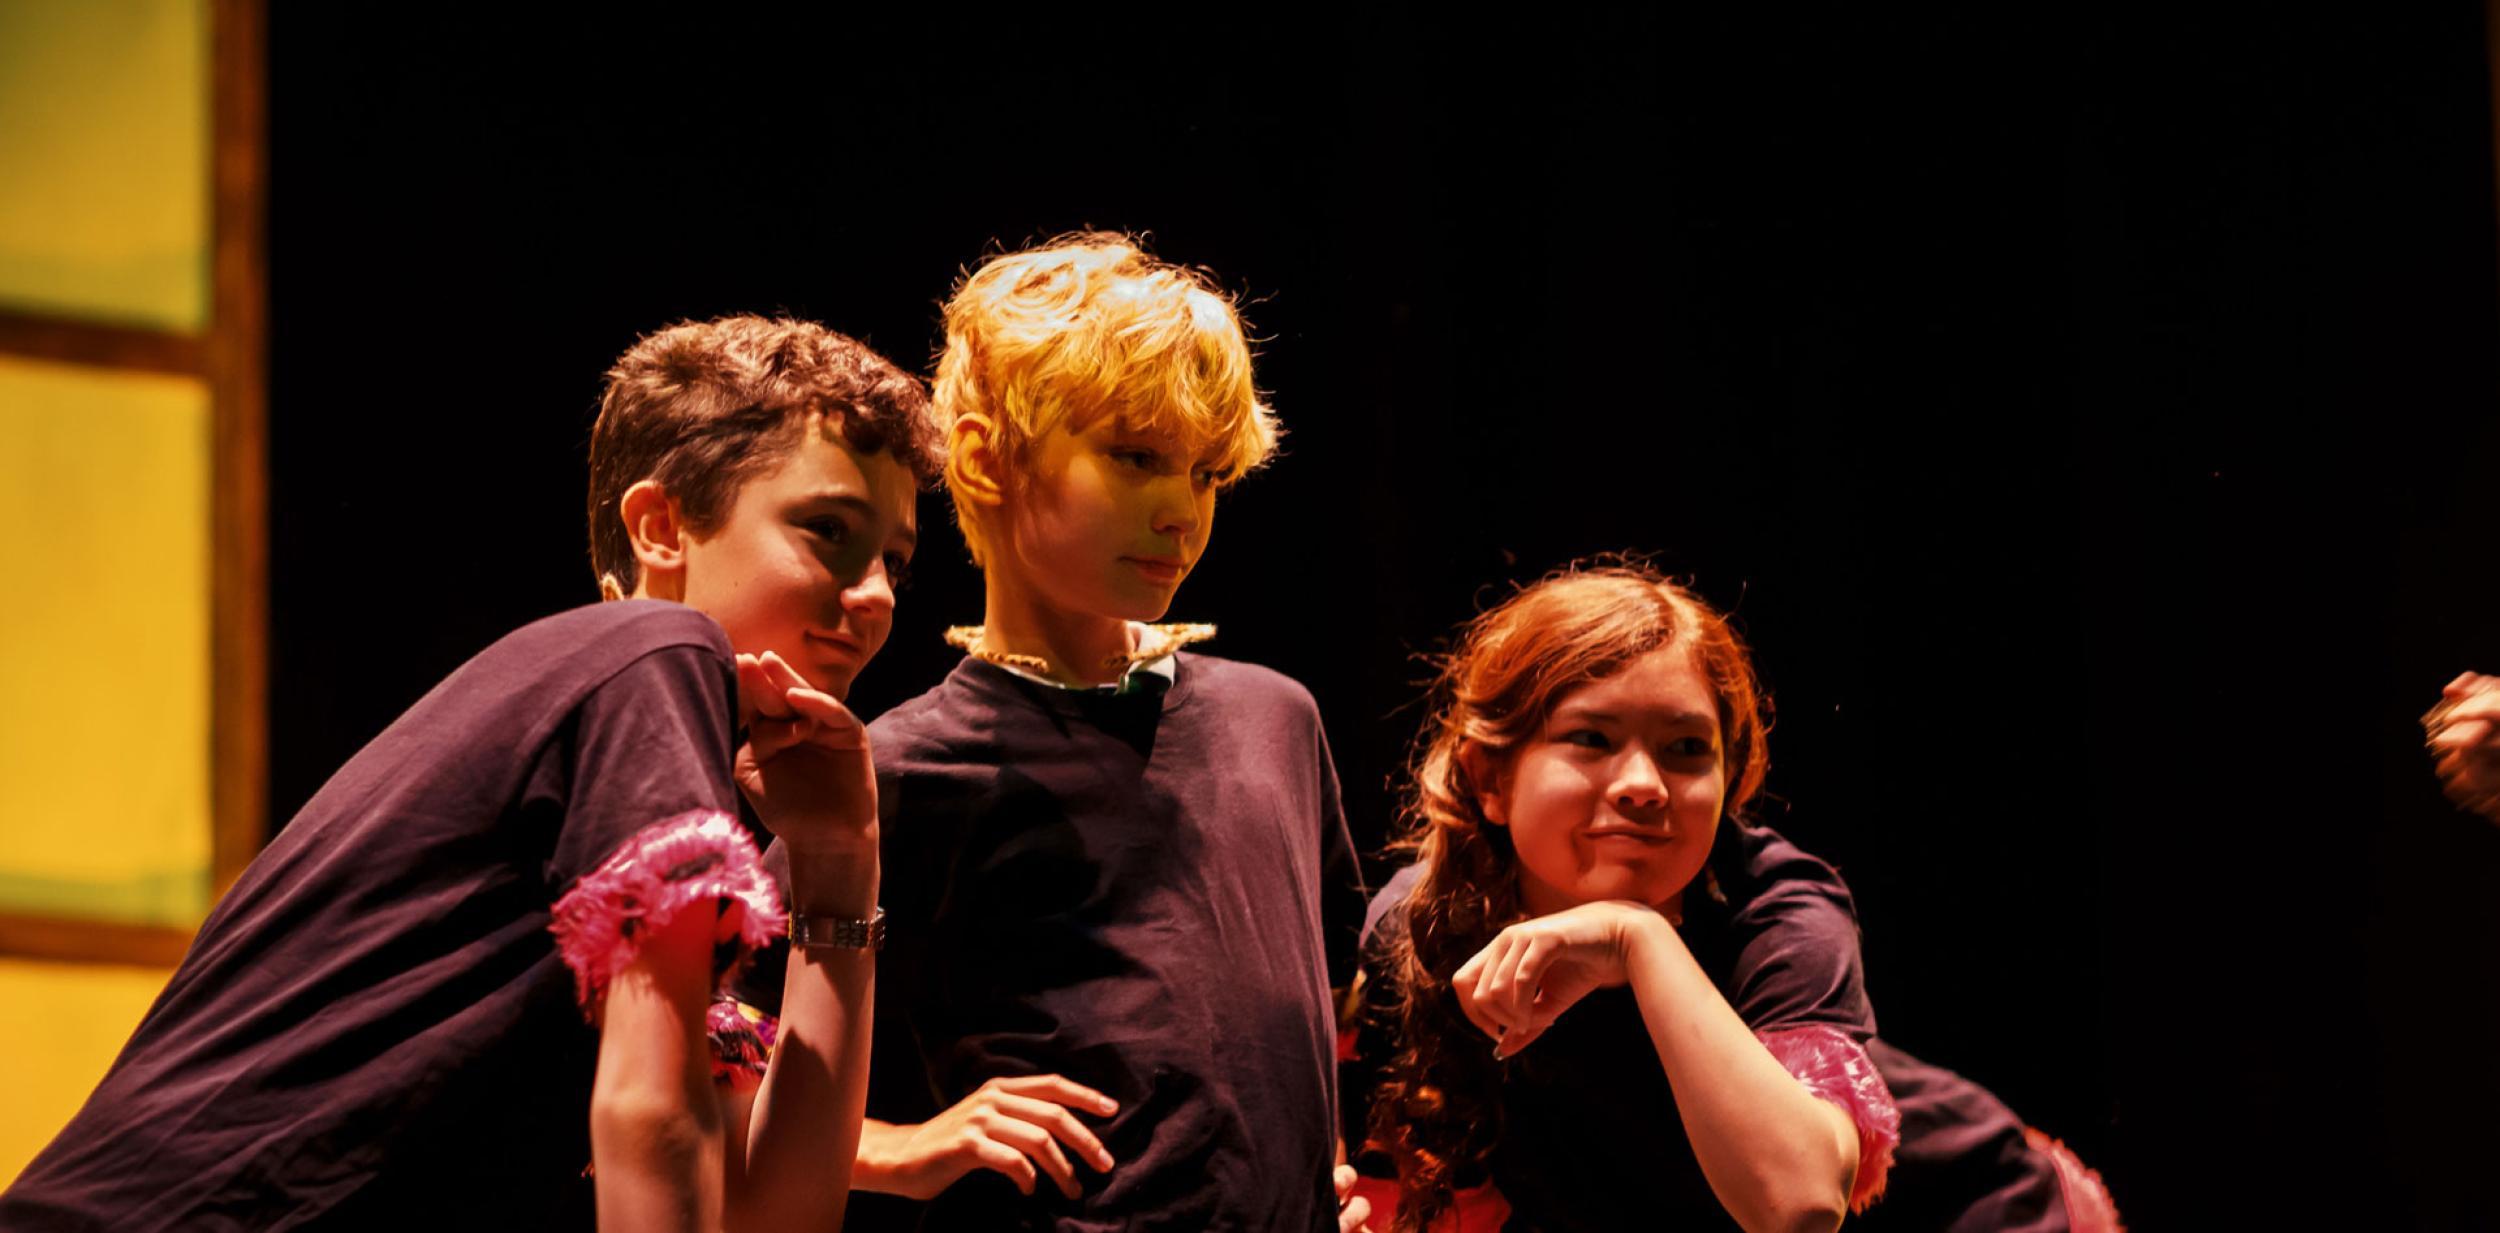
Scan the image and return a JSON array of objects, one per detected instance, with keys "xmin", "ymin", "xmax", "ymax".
[
  {"xmin": 0, "ymin": 957, "xmax": 173, "ymax": 1187},
  {"xmin": 0, "ymin": 0, "xmax": 209, "ymax": 331},
  {"xmin": 0, "ymin": 357, "xmax": 210, "ymax": 926}
]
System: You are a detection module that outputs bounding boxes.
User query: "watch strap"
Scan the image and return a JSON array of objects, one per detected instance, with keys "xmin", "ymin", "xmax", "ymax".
[{"xmin": 789, "ymin": 906, "xmax": 885, "ymax": 952}]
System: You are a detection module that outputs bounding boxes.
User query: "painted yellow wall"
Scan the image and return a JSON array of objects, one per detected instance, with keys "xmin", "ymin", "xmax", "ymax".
[
  {"xmin": 0, "ymin": 0, "xmax": 217, "ymax": 1195},
  {"xmin": 0, "ymin": 0, "xmax": 209, "ymax": 329},
  {"xmin": 0, "ymin": 356, "xmax": 212, "ymax": 927},
  {"xmin": 0, "ymin": 958, "xmax": 174, "ymax": 1186}
]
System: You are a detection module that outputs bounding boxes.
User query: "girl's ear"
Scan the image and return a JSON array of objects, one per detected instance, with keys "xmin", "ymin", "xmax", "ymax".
[{"xmin": 1459, "ymin": 745, "xmax": 1508, "ymax": 826}]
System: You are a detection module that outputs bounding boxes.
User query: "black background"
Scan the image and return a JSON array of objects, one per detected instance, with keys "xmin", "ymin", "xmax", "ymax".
[{"xmin": 268, "ymin": 9, "xmax": 2500, "ymax": 1225}]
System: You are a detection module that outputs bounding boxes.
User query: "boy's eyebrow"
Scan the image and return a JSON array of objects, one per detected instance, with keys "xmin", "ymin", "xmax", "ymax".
[{"xmin": 797, "ymin": 492, "xmax": 918, "ymax": 549}]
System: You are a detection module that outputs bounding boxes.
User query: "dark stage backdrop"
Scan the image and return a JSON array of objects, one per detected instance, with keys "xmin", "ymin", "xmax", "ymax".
[{"xmin": 267, "ymin": 10, "xmax": 2500, "ymax": 1226}]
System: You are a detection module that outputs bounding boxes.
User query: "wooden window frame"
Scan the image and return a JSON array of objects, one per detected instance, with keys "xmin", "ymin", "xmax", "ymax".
[{"xmin": 0, "ymin": 0, "xmax": 265, "ymax": 968}]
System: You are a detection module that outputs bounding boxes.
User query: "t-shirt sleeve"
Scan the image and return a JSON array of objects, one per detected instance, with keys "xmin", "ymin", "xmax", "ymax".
[
  {"xmin": 1313, "ymin": 715, "xmax": 1368, "ymax": 990},
  {"xmin": 1340, "ymin": 867, "xmax": 1420, "ymax": 1163},
  {"xmin": 541, "ymin": 641, "xmax": 783, "ymax": 1015},
  {"xmin": 546, "ymin": 642, "xmax": 744, "ymax": 885},
  {"xmin": 1724, "ymin": 882, "xmax": 1879, "ymax": 1039},
  {"xmin": 1726, "ymin": 880, "xmax": 1899, "ymax": 1211}
]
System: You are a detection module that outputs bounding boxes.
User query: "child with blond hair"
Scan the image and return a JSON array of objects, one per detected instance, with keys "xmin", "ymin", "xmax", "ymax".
[{"xmin": 740, "ymin": 235, "xmax": 1369, "ymax": 1230}]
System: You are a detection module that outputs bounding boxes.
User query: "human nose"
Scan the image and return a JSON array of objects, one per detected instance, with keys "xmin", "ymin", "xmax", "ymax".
[
  {"xmin": 1610, "ymin": 750, "xmax": 1669, "ymax": 816},
  {"xmin": 1149, "ymin": 475, "xmax": 1203, "ymax": 538},
  {"xmin": 842, "ymin": 558, "xmax": 897, "ymax": 623}
]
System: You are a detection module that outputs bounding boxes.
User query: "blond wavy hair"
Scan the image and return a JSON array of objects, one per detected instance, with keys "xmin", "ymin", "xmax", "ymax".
[{"xmin": 931, "ymin": 232, "xmax": 1279, "ymax": 565}]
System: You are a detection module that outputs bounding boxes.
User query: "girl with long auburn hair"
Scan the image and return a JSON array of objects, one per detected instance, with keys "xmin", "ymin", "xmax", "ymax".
[{"xmin": 1343, "ymin": 564, "xmax": 2121, "ymax": 1233}]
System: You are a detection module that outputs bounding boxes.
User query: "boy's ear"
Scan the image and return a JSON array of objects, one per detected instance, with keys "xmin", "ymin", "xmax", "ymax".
[
  {"xmin": 1459, "ymin": 746, "xmax": 1509, "ymax": 826},
  {"xmin": 618, "ymin": 479, "xmax": 687, "ymax": 596},
  {"xmin": 947, "ymin": 412, "xmax": 1008, "ymax": 511}
]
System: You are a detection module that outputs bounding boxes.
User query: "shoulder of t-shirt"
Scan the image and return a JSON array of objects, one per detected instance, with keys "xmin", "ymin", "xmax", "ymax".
[
  {"xmin": 1727, "ymin": 821, "xmax": 1861, "ymax": 923},
  {"xmin": 1177, "ymin": 651, "xmax": 1323, "ymax": 719},
  {"xmin": 864, "ymin": 666, "xmax": 980, "ymax": 763},
  {"xmin": 496, "ymin": 599, "xmax": 734, "ymax": 672}
]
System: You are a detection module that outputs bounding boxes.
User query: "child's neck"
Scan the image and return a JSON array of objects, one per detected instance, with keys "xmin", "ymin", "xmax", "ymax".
[{"xmin": 979, "ymin": 575, "xmax": 1137, "ymax": 689}]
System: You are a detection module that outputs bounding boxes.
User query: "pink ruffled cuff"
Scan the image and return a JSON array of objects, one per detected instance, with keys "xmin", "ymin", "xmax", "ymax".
[
  {"xmin": 1757, "ymin": 1024, "xmax": 1901, "ymax": 1212},
  {"xmin": 2022, "ymin": 1126, "xmax": 2126, "ymax": 1233},
  {"xmin": 548, "ymin": 809, "xmax": 786, "ymax": 1016}
]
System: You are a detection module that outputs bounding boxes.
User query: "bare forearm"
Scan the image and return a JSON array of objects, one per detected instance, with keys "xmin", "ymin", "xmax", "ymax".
[
  {"xmin": 732, "ymin": 845, "xmax": 878, "ymax": 1230},
  {"xmin": 849, "ymin": 1119, "xmax": 914, "ymax": 1194},
  {"xmin": 1622, "ymin": 918, "xmax": 1855, "ymax": 1233},
  {"xmin": 593, "ymin": 934, "xmax": 728, "ymax": 1233}
]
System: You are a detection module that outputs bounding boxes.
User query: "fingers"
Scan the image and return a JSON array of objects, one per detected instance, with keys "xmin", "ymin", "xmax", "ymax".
[
  {"xmin": 735, "ymin": 654, "xmax": 786, "ymax": 726},
  {"xmin": 1335, "ymin": 1164, "xmax": 1357, "ymax": 1202},
  {"xmin": 986, "ymin": 1116, "xmax": 1082, "ymax": 1200},
  {"xmin": 1452, "ymin": 936, "xmax": 1510, "ymax": 1042},
  {"xmin": 2430, "ymin": 715, "xmax": 2496, "ymax": 756},
  {"xmin": 2443, "ymin": 694, "xmax": 2500, "ymax": 729},
  {"xmin": 969, "ymin": 1138, "xmax": 1041, "ymax": 1196},
  {"xmin": 993, "ymin": 1073, "xmax": 1121, "ymax": 1118},
  {"xmin": 993, "ymin": 1092, "xmax": 1116, "ymax": 1175},
  {"xmin": 1339, "ymin": 1195, "xmax": 1373, "ymax": 1233},
  {"xmin": 1493, "ymin": 936, "xmax": 1554, "ymax": 1059},
  {"xmin": 1499, "ymin": 1021, "xmax": 1550, "ymax": 1058},
  {"xmin": 781, "ymin": 687, "xmax": 869, "ymax": 748},
  {"xmin": 1501, "ymin": 934, "xmax": 1548, "ymax": 1028}
]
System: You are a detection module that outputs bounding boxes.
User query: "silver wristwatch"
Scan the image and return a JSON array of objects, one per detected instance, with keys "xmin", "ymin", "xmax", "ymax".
[{"xmin": 789, "ymin": 907, "xmax": 886, "ymax": 952}]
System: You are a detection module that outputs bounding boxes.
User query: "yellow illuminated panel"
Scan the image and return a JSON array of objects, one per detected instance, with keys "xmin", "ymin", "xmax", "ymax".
[
  {"xmin": 0, "ymin": 0, "xmax": 209, "ymax": 330},
  {"xmin": 0, "ymin": 357, "xmax": 210, "ymax": 926},
  {"xmin": 0, "ymin": 957, "xmax": 172, "ymax": 1186}
]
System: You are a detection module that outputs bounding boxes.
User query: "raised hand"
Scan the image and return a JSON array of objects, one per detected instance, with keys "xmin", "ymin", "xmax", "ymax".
[
  {"xmin": 2427, "ymin": 671, "xmax": 2500, "ymax": 823},
  {"xmin": 733, "ymin": 650, "xmax": 876, "ymax": 854},
  {"xmin": 857, "ymin": 1075, "xmax": 1120, "ymax": 1201},
  {"xmin": 1451, "ymin": 899, "xmax": 1673, "ymax": 1060}
]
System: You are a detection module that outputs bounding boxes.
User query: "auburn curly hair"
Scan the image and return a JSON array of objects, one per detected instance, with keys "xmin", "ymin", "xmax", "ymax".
[{"xmin": 1368, "ymin": 563, "xmax": 1771, "ymax": 1230}]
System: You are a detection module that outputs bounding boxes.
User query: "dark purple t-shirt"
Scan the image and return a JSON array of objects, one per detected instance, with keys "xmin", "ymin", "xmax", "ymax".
[
  {"xmin": 742, "ymin": 652, "xmax": 1366, "ymax": 1231},
  {"xmin": 0, "ymin": 601, "xmax": 748, "ymax": 1232},
  {"xmin": 1347, "ymin": 825, "xmax": 2074, "ymax": 1233}
]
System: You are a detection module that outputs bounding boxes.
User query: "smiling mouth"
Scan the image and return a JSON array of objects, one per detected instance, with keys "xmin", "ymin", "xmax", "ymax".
[
  {"xmin": 1123, "ymin": 557, "xmax": 1186, "ymax": 584},
  {"xmin": 805, "ymin": 631, "xmax": 865, "ymax": 658},
  {"xmin": 1584, "ymin": 829, "xmax": 1672, "ymax": 846}
]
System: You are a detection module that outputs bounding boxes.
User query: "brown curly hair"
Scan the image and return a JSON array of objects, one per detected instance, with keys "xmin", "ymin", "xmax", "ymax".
[
  {"xmin": 586, "ymin": 314, "xmax": 942, "ymax": 596},
  {"xmin": 1368, "ymin": 563, "xmax": 1772, "ymax": 1230}
]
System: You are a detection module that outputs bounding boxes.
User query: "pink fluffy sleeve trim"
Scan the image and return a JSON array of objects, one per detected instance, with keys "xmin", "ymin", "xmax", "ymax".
[
  {"xmin": 548, "ymin": 809, "xmax": 786, "ymax": 1016},
  {"xmin": 2022, "ymin": 1126, "xmax": 2126, "ymax": 1233},
  {"xmin": 1757, "ymin": 1024, "xmax": 1901, "ymax": 1212}
]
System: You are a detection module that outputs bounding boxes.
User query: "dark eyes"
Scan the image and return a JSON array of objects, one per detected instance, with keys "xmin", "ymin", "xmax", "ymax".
[
  {"xmin": 883, "ymin": 551, "xmax": 914, "ymax": 590},
  {"xmin": 1112, "ymin": 446, "xmax": 1231, "ymax": 489},
  {"xmin": 1553, "ymin": 729, "xmax": 1715, "ymax": 758},
  {"xmin": 803, "ymin": 518, "xmax": 851, "ymax": 547}
]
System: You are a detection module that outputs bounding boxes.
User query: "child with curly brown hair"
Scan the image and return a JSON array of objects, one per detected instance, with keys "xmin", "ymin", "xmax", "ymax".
[{"xmin": 1343, "ymin": 564, "xmax": 2121, "ymax": 1233}]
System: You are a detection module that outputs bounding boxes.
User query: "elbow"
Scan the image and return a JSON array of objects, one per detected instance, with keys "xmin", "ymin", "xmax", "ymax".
[
  {"xmin": 591, "ymin": 1088, "xmax": 721, "ymax": 1171},
  {"xmin": 1745, "ymin": 1191, "xmax": 1846, "ymax": 1233},
  {"xmin": 1737, "ymin": 1161, "xmax": 1849, "ymax": 1233}
]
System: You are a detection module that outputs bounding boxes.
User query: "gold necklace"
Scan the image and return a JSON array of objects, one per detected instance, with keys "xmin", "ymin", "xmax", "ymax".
[{"xmin": 945, "ymin": 623, "xmax": 1216, "ymax": 677}]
